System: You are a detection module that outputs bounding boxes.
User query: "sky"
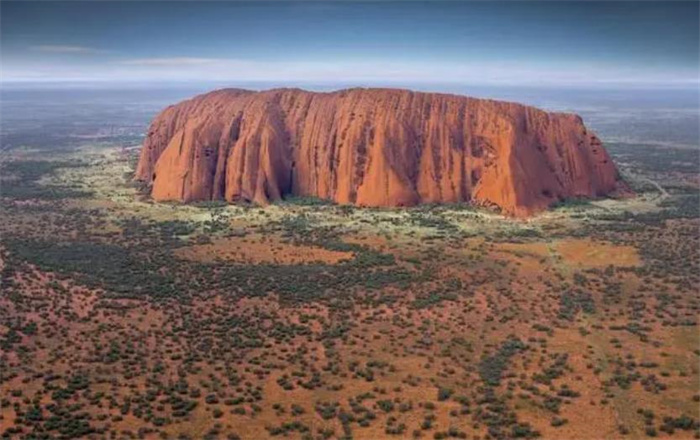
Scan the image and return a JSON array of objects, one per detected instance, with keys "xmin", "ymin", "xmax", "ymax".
[{"xmin": 1, "ymin": 1, "xmax": 699, "ymax": 88}]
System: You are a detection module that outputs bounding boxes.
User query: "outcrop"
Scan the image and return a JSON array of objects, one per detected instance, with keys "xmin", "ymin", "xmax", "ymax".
[{"xmin": 135, "ymin": 88, "xmax": 626, "ymax": 216}]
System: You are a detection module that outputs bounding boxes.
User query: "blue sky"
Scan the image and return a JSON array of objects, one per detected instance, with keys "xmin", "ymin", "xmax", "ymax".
[{"xmin": 2, "ymin": 1, "xmax": 698, "ymax": 87}]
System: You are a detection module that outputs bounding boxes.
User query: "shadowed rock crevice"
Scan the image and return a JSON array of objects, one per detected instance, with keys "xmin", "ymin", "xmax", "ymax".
[{"xmin": 135, "ymin": 88, "xmax": 626, "ymax": 216}]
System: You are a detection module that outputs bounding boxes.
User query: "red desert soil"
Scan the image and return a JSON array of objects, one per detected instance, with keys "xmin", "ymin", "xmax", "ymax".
[
  {"xmin": 135, "ymin": 88, "xmax": 626, "ymax": 216},
  {"xmin": 173, "ymin": 235, "xmax": 354, "ymax": 265},
  {"xmin": 555, "ymin": 238, "xmax": 641, "ymax": 268}
]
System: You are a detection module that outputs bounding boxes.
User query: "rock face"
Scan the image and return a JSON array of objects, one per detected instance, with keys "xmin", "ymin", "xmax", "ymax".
[{"xmin": 135, "ymin": 88, "xmax": 625, "ymax": 216}]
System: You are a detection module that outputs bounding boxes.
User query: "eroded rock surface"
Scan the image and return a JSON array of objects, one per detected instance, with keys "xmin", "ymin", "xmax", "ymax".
[{"xmin": 135, "ymin": 88, "xmax": 625, "ymax": 216}]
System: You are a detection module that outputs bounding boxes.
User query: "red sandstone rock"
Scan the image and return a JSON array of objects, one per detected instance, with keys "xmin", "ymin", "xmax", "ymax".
[{"xmin": 135, "ymin": 88, "xmax": 627, "ymax": 216}]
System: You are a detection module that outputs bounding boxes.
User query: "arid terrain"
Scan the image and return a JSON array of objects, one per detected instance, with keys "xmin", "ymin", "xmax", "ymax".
[{"xmin": 1, "ymin": 89, "xmax": 699, "ymax": 440}]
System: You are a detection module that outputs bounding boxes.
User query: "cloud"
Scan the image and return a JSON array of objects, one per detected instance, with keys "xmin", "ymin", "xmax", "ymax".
[
  {"xmin": 120, "ymin": 57, "xmax": 221, "ymax": 66},
  {"xmin": 111, "ymin": 57, "xmax": 700, "ymax": 88},
  {"xmin": 4, "ymin": 56, "xmax": 698, "ymax": 89},
  {"xmin": 31, "ymin": 45, "xmax": 103, "ymax": 54}
]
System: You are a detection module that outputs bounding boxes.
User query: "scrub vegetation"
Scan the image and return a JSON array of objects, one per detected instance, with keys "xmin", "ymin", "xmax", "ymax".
[{"xmin": 1, "ymin": 134, "xmax": 698, "ymax": 440}]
